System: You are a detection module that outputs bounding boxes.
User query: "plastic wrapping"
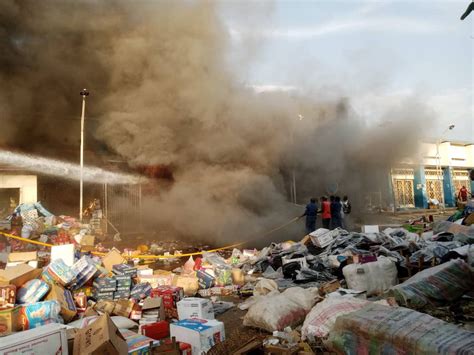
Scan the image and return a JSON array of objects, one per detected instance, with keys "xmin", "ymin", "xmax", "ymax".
[
  {"xmin": 327, "ymin": 303, "xmax": 474, "ymax": 354},
  {"xmin": 17, "ymin": 279, "xmax": 50, "ymax": 304},
  {"xmin": 388, "ymin": 259, "xmax": 474, "ymax": 308},
  {"xmin": 342, "ymin": 256, "xmax": 397, "ymax": 296},
  {"xmin": 19, "ymin": 300, "xmax": 62, "ymax": 330}
]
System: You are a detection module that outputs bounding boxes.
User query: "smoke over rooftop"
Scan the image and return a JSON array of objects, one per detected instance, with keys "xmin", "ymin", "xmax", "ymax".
[{"xmin": 0, "ymin": 1, "xmax": 431, "ymax": 243}]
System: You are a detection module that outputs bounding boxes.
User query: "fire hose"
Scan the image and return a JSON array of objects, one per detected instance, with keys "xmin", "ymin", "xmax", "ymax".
[{"xmin": 0, "ymin": 217, "xmax": 299, "ymax": 260}]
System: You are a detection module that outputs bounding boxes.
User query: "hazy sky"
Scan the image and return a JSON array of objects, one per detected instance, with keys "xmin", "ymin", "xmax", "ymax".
[{"xmin": 221, "ymin": 0, "xmax": 473, "ymax": 142}]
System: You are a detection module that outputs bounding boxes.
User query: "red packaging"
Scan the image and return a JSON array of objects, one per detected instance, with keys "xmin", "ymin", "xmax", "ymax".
[
  {"xmin": 140, "ymin": 321, "xmax": 169, "ymax": 340},
  {"xmin": 150, "ymin": 286, "xmax": 183, "ymax": 319},
  {"xmin": 163, "ymin": 340, "xmax": 192, "ymax": 355},
  {"xmin": 0, "ymin": 285, "xmax": 16, "ymax": 309}
]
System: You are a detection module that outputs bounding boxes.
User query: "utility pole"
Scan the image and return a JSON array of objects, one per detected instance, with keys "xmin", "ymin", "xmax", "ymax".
[{"xmin": 79, "ymin": 89, "xmax": 90, "ymax": 221}]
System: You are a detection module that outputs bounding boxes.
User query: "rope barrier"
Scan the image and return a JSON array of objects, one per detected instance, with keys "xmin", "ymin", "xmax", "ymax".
[{"xmin": 0, "ymin": 216, "xmax": 299, "ymax": 260}]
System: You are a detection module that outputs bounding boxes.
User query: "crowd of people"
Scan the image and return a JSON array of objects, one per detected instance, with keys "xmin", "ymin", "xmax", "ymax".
[{"xmin": 299, "ymin": 195, "xmax": 351, "ymax": 234}]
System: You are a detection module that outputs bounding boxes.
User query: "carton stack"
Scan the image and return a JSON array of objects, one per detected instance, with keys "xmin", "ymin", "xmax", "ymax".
[
  {"xmin": 93, "ymin": 277, "xmax": 116, "ymax": 300},
  {"xmin": 114, "ymin": 275, "xmax": 132, "ymax": 300}
]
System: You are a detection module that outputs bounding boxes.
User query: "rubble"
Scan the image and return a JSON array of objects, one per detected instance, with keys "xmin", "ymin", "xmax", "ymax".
[{"xmin": 0, "ymin": 201, "xmax": 473, "ymax": 354}]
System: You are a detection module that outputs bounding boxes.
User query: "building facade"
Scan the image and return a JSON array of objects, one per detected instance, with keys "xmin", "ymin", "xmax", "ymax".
[{"xmin": 391, "ymin": 141, "xmax": 474, "ymax": 209}]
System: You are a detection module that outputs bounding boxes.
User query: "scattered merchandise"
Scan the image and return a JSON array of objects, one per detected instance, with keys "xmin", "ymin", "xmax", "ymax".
[{"xmin": 0, "ymin": 200, "xmax": 473, "ymax": 354}]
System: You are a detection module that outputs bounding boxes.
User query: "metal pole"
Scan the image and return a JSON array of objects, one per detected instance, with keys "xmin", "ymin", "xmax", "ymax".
[
  {"xmin": 436, "ymin": 139, "xmax": 443, "ymax": 207},
  {"xmin": 79, "ymin": 89, "xmax": 89, "ymax": 221}
]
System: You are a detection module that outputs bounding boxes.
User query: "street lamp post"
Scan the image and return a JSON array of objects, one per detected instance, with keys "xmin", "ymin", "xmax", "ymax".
[
  {"xmin": 290, "ymin": 114, "xmax": 304, "ymax": 204},
  {"xmin": 79, "ymin": 89, "xmax": 90, "ymax": 222},
  {"xmin": 436, "ymin": 124, "xmax": 455, "ymax": 209}
]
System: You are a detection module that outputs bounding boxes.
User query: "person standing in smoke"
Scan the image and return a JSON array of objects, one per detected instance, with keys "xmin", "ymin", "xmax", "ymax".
[
  {"xmin": 299, "ymin": 198, "xmax": 318, "ymax": 234},
  {"xmin": 341, "ymin": 195, "xmax": 351, "ymax": 229},
  {"xmin": 330, "ymin": 196, "xmax": 343, "ymax": 229},
  {"xmin": 321, "ymin": 196, "xmax": 331, "ymax": 229}
]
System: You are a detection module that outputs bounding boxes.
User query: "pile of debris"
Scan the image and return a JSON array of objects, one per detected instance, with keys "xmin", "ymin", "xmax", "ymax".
[{"xmin": 0, "ymin": 201, "xmax": 473, "ymax": 354}]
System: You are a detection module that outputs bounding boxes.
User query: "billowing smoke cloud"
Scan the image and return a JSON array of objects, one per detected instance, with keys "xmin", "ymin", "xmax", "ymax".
[{"xmin": 0, "ymin": 1, "xmax": 430, "ymax": 244}]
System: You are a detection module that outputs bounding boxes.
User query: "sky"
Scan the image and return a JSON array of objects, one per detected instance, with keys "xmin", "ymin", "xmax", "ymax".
[{"xmin": 220, "ymin": 0, "xmax": 473, "ymax": 142}]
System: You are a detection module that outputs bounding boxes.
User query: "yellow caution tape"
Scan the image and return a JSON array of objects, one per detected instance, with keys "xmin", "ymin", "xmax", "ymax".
[{"xmin": 0, "ymin": 217, "xmax": 299, "ymax": 260}]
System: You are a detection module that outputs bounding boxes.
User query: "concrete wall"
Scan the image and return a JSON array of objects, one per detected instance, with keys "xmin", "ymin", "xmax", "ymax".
[{"xmin": 0, "ymin": 175, "xmax": 37, "ymax": 203}]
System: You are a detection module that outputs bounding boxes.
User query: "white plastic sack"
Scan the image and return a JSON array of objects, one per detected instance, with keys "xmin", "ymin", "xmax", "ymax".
[
  {"xmin": 253, "ymin": 279, "xmax": 278, "ymax": 296},
  {"xmin": 243, "ymin": 287, "xmax": 317, "ymax": 332},
  {"xmin": 342, "ymin": 256, "xmax": 397, "ymax": 296}
]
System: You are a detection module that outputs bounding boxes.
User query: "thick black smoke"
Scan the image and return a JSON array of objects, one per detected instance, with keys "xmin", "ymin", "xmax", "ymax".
[{"xmin": 0, "ymin": 1, "xmax": 430, "ymax": 243}]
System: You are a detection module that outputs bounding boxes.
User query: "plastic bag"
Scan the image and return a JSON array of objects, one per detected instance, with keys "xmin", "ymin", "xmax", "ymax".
[
  {"xmin": 243, "ymin": 287, "xmax": 317, "ymax": 332},
  {"xmin": 342, "ymin": 256, "xmax": 397, "ymax": 296},
  {"xmin": 183, "ymin": 256, "xmax": 195, "ymax": 274},
  {"xmin": 253, "ymin": 279, "xmax": 278, "ymax": 296}
]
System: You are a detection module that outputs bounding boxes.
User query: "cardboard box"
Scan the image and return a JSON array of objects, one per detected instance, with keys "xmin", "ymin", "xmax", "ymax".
[
  {"xmin": 138, "ymin": 274, "xmax": 173, "ymax": 288},
  {"xmin": 73, "ymin": 313, "xmax": 128, "ymax": 355},
  {"xmin": 51, "ymin": 244, "xmax": 76, "ymax": 267},
  {"xmin": 0, "ymin": 285, "xmax": 16, "ymax": 309},
  {"xmin": 94, "ymin": 277, "xmax": 117, "ymax": 291},
  {"xmin": 119, "ymin": 329, "xmax": 154, "ymax": 355},
  {"xmin": 140, "ymin": 321, "xmax": 170, "ymax": 340},
  {"xmin": 45, "ymin": 284, "xmax": 77, "ymax": 322},
  {"xmin": 113, "ymin": 299, "xmax": 134, "ymax": 318},
  {"xmin": 309, "ymin": 228, "xmax": 335, "ymax": 248},
  {"xmin": 0, "ymin": 306, "xmax": 20, "ymax": 336},
  {"xmin": 0, "ymin": 323, "xmax": 68, "ymax": 354},
  {"xmin": 170, "ymin": 318, "xmax": 225, "ymax": 354},
  {"xmin": 113, "ymin": 264, "xmax": 137, "ymax": 277},
  {"xmin": 197, "ymin": 270, "xmax": 215, "ymax": 289},
  {"xmin": 150, "ymin": 286, "xmax": 183, "ymax": 319},
  {"xmin": 102, "ymin": 248, "xmax": 125, "ymax": 272},
  {"xmin": 172, "ymin": 275, "xmax": 199, "ymax": 297},
  {"xmin": 177, "ymin": 298, "xmax": 215, "ymax": 320},
  {"xmin": 0, "ymin": 264, "xmax": 42, "ymax": 288},
  {"xmin": 7, "ymin": 251, "xmax": 38, "ymax": 268},
  {"xmin": 80, "ymin": 234, "xmax": 95, "ymax": 246},
  {"xmin": 42, "ymin": 259, "xmax": 76, "ymax": 287},
  {"xmin": 141, "ymin": 297, "xmax": 166, "ymax": 324},
  {"xmin": 93, "ymin": 292, "xmax": 115, "ymax": 301},
  {"xmin": 136, "ymin": 267, "xmax": 153, "ymax": 277}
]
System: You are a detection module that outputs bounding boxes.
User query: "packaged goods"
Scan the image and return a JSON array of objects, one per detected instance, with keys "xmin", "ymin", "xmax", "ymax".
[
  {"xmin": 151, "ymin": 286, "xmax": 183, "ymax": 319},
  {"xmin": 113, "ymin": 264, "xmax": 137, "ymax": 277},
  {"xmin": 45, "ymin": 284, "xmax": 77, "ymax": 323},
  {"xmin": 0, "ymin": 306, "xmax": 21, "ymax": 336},
  {"xmin": 42, "ymin": 259, "xmax": 76, "ymax": 287},
  {"xmin": 0, "ymin": 285, "xmax": 16, "ymax": 309},
  {"xmin": 19, "ymin": 300, "xmax": 62, "ymax": 330},
  {"xmin": 170, "ymin": 318, "xmax": 225, "ymax": 355},
  {"xmin": 131, "ymin": 283, "xmax": 152, "ymax": 300},
  {"xmin": 17, "ymin": 279, "xmax": 50, "ymax": 304},
  {"xmin": 177, "ymin": 298, "xmax": 214, "ymax": 320}
]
